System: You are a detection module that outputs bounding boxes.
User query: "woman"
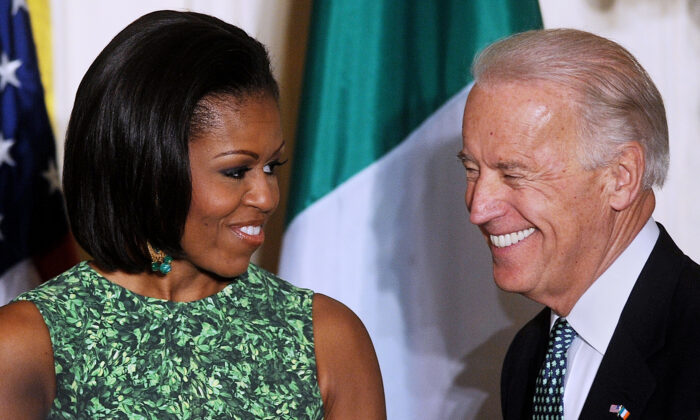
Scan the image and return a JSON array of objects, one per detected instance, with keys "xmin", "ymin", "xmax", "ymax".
[{"xmin": 0, "ymin": 10, "xmax": 385, "ymax": 419}]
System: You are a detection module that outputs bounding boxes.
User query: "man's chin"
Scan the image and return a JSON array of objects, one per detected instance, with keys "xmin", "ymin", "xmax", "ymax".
[{"xmin": 493, "ymin": 273, "xmax": 535, "ymax": 295}]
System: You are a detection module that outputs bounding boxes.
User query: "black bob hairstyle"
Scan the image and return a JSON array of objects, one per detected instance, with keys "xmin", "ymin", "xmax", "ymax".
[{"xmin": 63, "ymin": 10, "xmax": 279, "ymax": 273}]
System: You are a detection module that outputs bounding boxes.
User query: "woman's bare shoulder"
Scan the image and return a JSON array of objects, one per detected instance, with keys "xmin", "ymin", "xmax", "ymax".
[
  {"xmin": 0, "ymin": 301, "xmax": 55, "ymax": 417},
  {"xmin": 0, "ymin": 300, "xmax": 52, "ymax": 353},
  {"xmin": 312, "ymin": 293, "xmax": 386, "ymax": 420}
]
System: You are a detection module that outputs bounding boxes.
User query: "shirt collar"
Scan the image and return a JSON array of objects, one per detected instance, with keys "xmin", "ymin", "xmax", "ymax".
[{"xmin": 551, "ymin": 218, "xmax": 659, "ymax": 355}]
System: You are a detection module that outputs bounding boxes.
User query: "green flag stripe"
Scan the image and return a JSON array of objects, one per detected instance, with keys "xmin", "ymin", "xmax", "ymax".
[{"xmin": 288, "ymin": 0, "xmax": 542, "ymax": 222}]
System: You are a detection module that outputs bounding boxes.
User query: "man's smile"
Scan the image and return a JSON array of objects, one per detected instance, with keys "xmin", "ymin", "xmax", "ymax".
[{"xmin": 489, "ymin": 227, "xmax": 536, "ymax": 248}]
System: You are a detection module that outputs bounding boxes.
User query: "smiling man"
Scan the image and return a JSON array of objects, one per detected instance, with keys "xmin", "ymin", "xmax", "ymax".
[{"xmin": 460, "ymin": 29, "xmax": 700, "ymax": 419}]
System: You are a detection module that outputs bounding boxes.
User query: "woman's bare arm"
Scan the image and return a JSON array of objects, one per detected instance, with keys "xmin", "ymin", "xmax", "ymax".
[
  {"xmin": 313, "ymin": 293, "xmax": 386, "ymax": 419},
  {"xmin": 0, "ymin": 301, "xmax": 55, "ymax": 418}
]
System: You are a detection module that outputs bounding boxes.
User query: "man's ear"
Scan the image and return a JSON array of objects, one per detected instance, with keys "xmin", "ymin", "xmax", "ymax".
[{"xmin": 608, "ymin": 142, "xmax": 645, "ymax": 211}]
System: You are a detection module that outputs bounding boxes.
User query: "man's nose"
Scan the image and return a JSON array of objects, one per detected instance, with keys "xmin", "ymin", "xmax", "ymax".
[{"xmin": 466, "ymin": 175, "xmax": 507, "ymax": 226}]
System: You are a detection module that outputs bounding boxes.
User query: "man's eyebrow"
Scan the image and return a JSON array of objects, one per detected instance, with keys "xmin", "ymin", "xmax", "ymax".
[
  {"xmin": 496, "ymin": 160, "xmax": 529, "ymax": 171},
  {"xmin": 456, "ymin": 153, "xmax": 530, "ymax": 171},
  {"xmin": 456, "ymin": 151, "xmax": 475, "ymax": 162}
]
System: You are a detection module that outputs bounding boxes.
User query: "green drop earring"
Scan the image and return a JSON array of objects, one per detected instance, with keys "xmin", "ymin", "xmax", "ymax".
[{"xmin": 147, "ymin": 243, "xmax": 173, "ymax": 275}]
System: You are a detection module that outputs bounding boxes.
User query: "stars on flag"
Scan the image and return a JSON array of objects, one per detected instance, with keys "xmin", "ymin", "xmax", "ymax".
[
  {"xmin": 0, "ymin": 132, "xmax": 16, "ymax": 167},
  {"xmin": 1, "ymin": 0, "xmax": 75, "ymax": 283},
  {"xmin": 12, "ymin": 0, "xmax": 27, "ymax": 15},
  {"xmin": 42, "ymin": 160, "xmax": 61, "ymax": 194},
  {"xmin": 0, "ymin": 52, "xmax": 22, "ymax": 91}
]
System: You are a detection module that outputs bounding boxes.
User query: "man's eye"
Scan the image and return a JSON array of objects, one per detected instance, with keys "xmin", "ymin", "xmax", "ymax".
[
  {"xmin": 465, "ymin": 167, "xmax": 479, "ymax": 181},
  {"xmin": 263, "ymin": 159, "xmax": 288, "ymax": 175}
]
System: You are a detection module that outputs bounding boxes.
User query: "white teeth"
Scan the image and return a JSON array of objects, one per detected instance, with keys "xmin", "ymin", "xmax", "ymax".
[
  {"xmin": 490, "ymin": 227, "xmax": 535, "ymax": 248},
  {"xmin": 240, "ymin": 225, "xmax": 261, "ymax": 236}
]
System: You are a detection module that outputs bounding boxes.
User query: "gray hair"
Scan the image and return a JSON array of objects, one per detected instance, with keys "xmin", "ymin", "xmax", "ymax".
[{"xmin": 471, "ymin": 28, "xmax": 668, "ymax": 189}]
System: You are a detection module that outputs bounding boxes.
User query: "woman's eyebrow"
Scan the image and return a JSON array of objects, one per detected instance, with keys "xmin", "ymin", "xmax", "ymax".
[{"xmin": 214, "ymin": 149, "xmax": 259, "ymax": 159}]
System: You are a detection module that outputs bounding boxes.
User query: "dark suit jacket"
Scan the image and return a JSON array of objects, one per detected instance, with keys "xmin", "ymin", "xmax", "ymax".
[{"xmin": 501, "ymin": 224, "xmax": 700, "ymax": 419}]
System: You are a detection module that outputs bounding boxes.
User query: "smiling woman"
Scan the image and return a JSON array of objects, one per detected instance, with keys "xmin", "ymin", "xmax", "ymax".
[
  {"xmin": 0, "ymin": 10, "xmax": 385, "ymax": 419},
  {"xmin": 184, "ymin": 95, "xmax": 285, "ymax": 279}
]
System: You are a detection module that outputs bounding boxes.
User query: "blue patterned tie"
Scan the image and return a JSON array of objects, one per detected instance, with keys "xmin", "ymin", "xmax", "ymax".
[{"xmin": 532, "ymin": 317, "xmax": 577, "ymax": 419}]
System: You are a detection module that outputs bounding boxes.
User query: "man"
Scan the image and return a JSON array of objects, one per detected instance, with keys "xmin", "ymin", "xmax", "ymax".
[{"xmin": 459, "ymin": 29, "xmax": 700, "ymax": 419}]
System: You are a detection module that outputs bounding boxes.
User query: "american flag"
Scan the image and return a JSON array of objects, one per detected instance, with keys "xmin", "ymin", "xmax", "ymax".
[{"xmin": 0, "ymin": 0, "xmax": 76, "ymax": 304}]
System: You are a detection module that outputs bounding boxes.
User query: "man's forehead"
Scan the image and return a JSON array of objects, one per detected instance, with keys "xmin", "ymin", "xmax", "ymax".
[
  {"xmin": 459, "ymin": 146, "xmax": 535, "ymax": 169},
  {"xmin": 465, "ymin": 80, "xmax": 575, "ymax": 111},
  {"xmin": 464, "ymin": 83, "xmax": 575, "ymax": 142}
]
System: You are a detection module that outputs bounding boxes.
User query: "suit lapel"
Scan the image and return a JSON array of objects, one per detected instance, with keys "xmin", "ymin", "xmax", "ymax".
[
  {"xmin": 502, "ymin": 308, "xmax": 550, "ymax": 420},
  {"xmin": 579, "ymin": 328, "xmax": 655, "ymax": 418},
  {"xmin": 580, "ymin": 225, "xmax": 682, "ymax": 418}
]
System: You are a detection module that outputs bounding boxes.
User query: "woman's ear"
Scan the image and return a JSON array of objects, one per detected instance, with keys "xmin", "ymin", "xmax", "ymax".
[{"xmin": 608, "ymin": 142, "xmax": 645, "ymax": 211}]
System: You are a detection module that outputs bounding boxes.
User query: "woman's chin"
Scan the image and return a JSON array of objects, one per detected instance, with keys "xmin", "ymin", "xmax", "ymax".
[{"xmin": 203, "ymin": 258, "xmax": 254, "ymax": 280}]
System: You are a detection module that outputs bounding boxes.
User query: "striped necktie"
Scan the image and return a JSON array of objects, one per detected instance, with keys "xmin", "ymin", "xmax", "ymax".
[{"xmin": 532, "ymin": 317, "xmax": 577, "ymax": 419}]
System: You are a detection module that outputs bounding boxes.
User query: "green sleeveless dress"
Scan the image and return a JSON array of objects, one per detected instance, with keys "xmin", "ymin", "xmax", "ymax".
[{"xmin": 15, "ymin": 261, "xmax": 324, "ymax": 419}]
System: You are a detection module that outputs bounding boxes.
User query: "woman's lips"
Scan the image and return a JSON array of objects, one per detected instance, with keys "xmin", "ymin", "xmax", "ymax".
[{"xmin": 231, "ymin": 223, "xmax": 265, "ymax": 247}]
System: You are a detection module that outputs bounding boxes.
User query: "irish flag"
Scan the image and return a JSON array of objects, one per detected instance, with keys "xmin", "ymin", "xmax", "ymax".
[{"xmin": 280, "ymin": 1, "xmax": 542, "ymax": 417}]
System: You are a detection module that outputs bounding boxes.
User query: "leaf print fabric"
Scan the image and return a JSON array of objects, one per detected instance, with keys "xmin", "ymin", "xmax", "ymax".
[{"xmin": 15, "ymin": 261, "xmax": 324, "ymax": 419}]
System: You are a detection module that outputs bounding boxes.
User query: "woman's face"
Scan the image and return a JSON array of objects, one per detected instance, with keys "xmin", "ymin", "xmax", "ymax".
[{"xmin": 181, "ymin": 95, "xmax": 283, "ymax": 278}]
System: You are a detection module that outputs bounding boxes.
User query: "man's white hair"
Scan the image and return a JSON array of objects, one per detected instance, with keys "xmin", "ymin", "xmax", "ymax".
[{"xmin": 471, "ymin": 28, "xmax": 669, "ymax": 189}]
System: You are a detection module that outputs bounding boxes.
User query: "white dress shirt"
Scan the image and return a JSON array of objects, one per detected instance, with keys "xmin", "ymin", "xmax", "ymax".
[{"xmin": 551, "ymin": 218, "xmax": 659, "ymax": 420}]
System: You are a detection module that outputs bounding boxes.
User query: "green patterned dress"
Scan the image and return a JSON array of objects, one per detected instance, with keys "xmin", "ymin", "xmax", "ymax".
[{"xmin": 14, "ymin": 261, "xmax": 324, "ymax": 419}]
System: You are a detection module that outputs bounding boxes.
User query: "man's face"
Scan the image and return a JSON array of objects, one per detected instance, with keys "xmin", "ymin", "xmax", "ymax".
[{"xmin": 460, "ymin": 82, "xmax": 614, "ymax": 307}]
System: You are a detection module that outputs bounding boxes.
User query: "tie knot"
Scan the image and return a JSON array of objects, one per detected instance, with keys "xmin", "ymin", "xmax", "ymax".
[{"xmin": 549, "ymin": 318, "xmax": 576, "ymax": 354}]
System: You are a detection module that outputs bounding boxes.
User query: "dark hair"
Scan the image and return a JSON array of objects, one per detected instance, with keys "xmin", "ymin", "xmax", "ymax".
[{"xmin": 63, "ymin": 10, "xmax": 279, "ymax": 273}]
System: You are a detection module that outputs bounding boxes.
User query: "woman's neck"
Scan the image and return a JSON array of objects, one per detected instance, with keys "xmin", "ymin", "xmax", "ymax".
[{"xmin": 90, "ymin": 260, "xmax": 233, "ymax": 302}]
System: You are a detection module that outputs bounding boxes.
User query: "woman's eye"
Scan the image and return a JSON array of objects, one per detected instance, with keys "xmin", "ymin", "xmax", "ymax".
[
  {"xmin": 263, "ymin": 159, "xmax": 288, "ymax": 175},
  {"xmin": 222, "ymin": 167, "xmax": 251, "ymax": 179}
]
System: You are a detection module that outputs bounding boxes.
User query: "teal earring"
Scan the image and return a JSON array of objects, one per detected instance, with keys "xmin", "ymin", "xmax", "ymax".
[{"xmin": 147, "ymin": 243, "xmax": 173, "ymax": 274}]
